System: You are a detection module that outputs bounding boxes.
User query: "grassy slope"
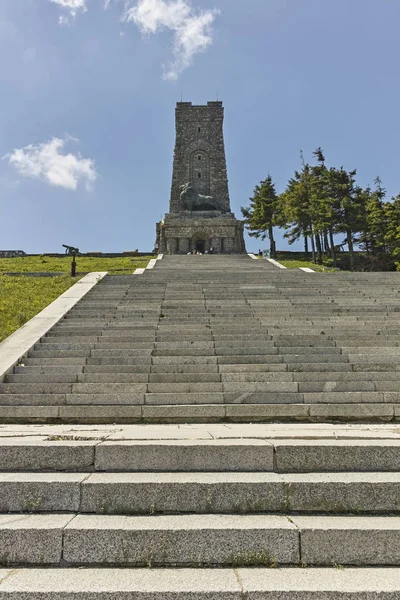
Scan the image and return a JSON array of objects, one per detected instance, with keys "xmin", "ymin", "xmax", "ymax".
[
  {"xmin": 0, "ymin": 255, "xmax": 153, "ymax": 343},
  {"xmin": 0, "ymin": 275, "xmax": 79, "ymax": 343},
  {"xmin": 278, "ymin": 260, "xmax": 337, "ymax": 272},
  {"xmin": 0, "ymin": 255, "xmax": 153, "ymax": 275}
]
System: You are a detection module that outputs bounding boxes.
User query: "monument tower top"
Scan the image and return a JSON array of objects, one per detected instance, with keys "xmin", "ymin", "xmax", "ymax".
[
  {"xmin": 156, "ymin": 100, "xmax": 245, "ymax": 254},
  {"xmin": 169, "ymin": 100, "xmax": 230, "ymax": 214}
]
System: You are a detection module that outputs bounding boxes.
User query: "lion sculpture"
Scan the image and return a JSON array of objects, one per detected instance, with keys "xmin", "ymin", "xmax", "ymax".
[{"xmin": 180, "ymin": 183, "xmax": 225, "ymax": 212}]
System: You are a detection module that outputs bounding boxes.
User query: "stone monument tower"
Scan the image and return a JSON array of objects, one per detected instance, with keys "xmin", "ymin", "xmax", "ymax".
[{"xmin": 156, "ymin": 101, "xmax": 246, "ymax": 254}]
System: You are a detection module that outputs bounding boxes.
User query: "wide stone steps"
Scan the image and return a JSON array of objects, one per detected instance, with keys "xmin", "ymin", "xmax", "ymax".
[
  {"xmin": 1, "ymin": 255, "xmax": 400, "ymax": 594},
  {"xmin": 2, "ymin": 512, "xmax": 400, "ymax": 567},
  {"xmin": 3, "ymin": 380, "xmax": 400, "ymax": 392},
  {"xmin": 1, "ymin": 256, "xmax": 399, "ymax": 426},
  {"xmin": 1, "ymin": 437, "xmax": 400, "ymax": 472},
  {"xmin": 11, "ymin": 369, "xmax": 400, "ymax": 382},
  {"xmin": 0, "ymin": 403, "xmax": 396, "ymax": 424},
  {"xmin": 1, "ymin": 472, "xmax": 400, "ymax": 514},
  {"xmin": 1, "ymin": 567, "xmax": 400, "ymax": 598},
  {"xmin": 1, "ymin": 422, "xmax": 400, "ymax": 575}
]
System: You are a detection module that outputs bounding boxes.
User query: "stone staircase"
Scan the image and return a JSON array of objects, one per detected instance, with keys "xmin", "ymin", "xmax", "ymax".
[{"xmin": 0, "ymin": 254, "xmax": 400, "ymax": 597}]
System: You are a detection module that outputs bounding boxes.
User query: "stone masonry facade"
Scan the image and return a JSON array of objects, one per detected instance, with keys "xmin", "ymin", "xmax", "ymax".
[{"xmin": 156, "ymin": 101, "xmax": 246, "ymax": 254}]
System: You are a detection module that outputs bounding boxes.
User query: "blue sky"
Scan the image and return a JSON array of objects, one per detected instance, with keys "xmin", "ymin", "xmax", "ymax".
[{"xmin": 1, "ymin": 0, "xmax": 399, "ymax": 253}]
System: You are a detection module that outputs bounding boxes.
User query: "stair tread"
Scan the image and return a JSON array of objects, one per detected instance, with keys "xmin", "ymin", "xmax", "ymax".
[{"xmin": 1, "ymin": 567, "xmax": 399, "ymax": 597}]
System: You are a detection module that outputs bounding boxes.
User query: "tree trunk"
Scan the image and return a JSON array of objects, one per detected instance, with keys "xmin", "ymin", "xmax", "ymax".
[
  {"xmin": 346, "ymin": 230, "xmax": 355, "ymax": 270},
  {"xmin": 268, "ymin": 225, "xmax": 277, "ymax": 259},
  {"xmin": 304, "ymin": 234, "xmax": 309, "ymax": 258},
  {"xmin": 315, "ymin": 233, "xmax": 323, "ymax": 264},
  {"xmin": 319, "ymin": 233, "xmax": 325, "ymax": 256},
  {"xmin": 329, "ymin": 227, "xmax": 337, "ymax": 267},
  {"xmin": 310, "ymin": 229, "xmax": 316, "ymax": 264},
  {"xmin": 323, "ymin": 230, "xmax": 330, "ymax": 254}
]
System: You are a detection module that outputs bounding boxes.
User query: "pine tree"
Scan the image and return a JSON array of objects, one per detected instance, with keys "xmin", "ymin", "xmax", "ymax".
[
  {"xmin": 279, "ymin": 158, "xmax": 319, "ymax": 262},
  {"xmin": 247, "ymin": 148, "xmax": 399, "ymax": 271},
  {"xmin": 366, "ymin": 177, "xmax": 387, "ymax": 255},
  {"xmin": 241, "ymin": 175, "xmax": 279, "ymax": 257},
  {"xmin": 353, "ymin": 185, "xmax": 372, "ymax": 254},
  {"xmin": 327, "ymin": 166, "xmax": 360, "ymax": 270},
  {"xmin": 385, "ymin": 194, "xmax": 400, "ymax": 266},
  {"xmin": 310, "ymin": 148, "xmax": 338, "ymax": 265}
]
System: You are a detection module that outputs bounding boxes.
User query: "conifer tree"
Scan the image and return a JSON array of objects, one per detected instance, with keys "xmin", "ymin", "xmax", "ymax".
[
  {"xmin": 246, "ymin": 147, "xmax": 400, "ymax": 271},
  {"xmin": 366, "ymin": 177, "xmax": 387, "ymax": 255},
  {"xmin": 309, "ymin": 148, "xmax": 338, "ymax": 265},
  {"xmin": 327, "ymin": 166, "xmax": 359, "ymax": 270},
  {"xmin": 353, "ymin": 185, "xmax": 371, "ymax": 254},
  {"xmin": 279, "ymin": 158, "xmax": 318, "ymax": 262},
  {"xmin": 241, "ymin": 175, "xmax": 279, "ymax": 257},
  {"xmin": 385, "ymin": 194, "xmax": 400, "ymax": 265}
]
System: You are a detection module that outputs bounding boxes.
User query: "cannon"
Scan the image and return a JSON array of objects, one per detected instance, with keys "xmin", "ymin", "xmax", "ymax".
[
  {"xmin": 62, "ymin": 244, "xmax": 80, "ymax": 276},
  {"xmin": 62, "ymin": 244, "xmax": 80, "ymax": 256}
]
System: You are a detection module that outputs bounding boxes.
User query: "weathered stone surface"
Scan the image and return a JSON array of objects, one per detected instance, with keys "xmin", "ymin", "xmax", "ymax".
[
  {"xmin": 0, "ymin": 568, "xmax": 242, "ymax": 598},
  {"xmin": 0, "ymin": 440, "xmax": 94, "ymax": 471},
  {"xmin": 309, "ymin": 403, "xmax": 394, "ymax": 422},
  {"xmin": 142, "ymin": 404, "xmax": 225, "ymax": 423},
  {"xmin": 225, "ymin": 404, "xmax": 309, "ymax": 421},
  {"xmin": 0, "ymin": 473, "xmax": 84, "ymax": 512},
  {"xmin": 4, "ymin": 568, "xmax": 400, "ymax": 598},
  {"xmin": 95, "ymin": 440, "xmax": 274, "ymax": 472},
  {"xmin": 59, "ymin": 405, "xmax": 142, "ymax": 423},
  {"xmin": 63, "ymin": 514, "xmax": 299, "ymax": 566},
  {"xmin": 275, "ymin": 440, "xmax": 400, "ymax": 472},
  {"xmin": 238, "ymin": 567, "xmax": 400, "ymax": 598},
  {"xmin": 80, "ymin": 472, "xmax": 285, "ymax": 514},
  {"xmin": 292, "ymin": 516, "xmax": 400, "ymax": 565},
  {"xmin": 0, "ymin": 514, "xmax": 70, "ymax": 565},
  {"xmin": 283, "ymin": 473, "xmax": 400, "ymax": 513}
]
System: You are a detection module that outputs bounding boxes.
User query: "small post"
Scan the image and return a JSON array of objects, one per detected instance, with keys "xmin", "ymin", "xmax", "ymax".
[{"xmin": 71, "ymin": 253, "xmax": 76, "ymax": 277}]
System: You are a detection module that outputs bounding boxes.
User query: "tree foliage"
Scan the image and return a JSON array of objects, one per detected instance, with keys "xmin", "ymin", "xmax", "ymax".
[
  {"xmin": 241, "ymin": 175, "xmax": 279, "ymax": 257},
  {"xmin": 242, "ymin": 148, "xmax": 400, "ymax": 270}
]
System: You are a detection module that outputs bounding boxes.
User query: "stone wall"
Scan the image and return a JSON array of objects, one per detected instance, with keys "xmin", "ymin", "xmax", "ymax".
[
  {"xmin": 157, "ymin": 214, "xmax": 245, "ymax": 254},
  {"xmin": 0, "ymin": 250, "xmax": 26, "ymax": 258},
  {"xmin": 169, "ymin": 102, "xmax": 230, "ymax": 214}
]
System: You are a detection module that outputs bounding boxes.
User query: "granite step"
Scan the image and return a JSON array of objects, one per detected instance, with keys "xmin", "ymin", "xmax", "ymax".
[
  {"xmin": 1, "ymin": 438, "xmax": 400, "ymax": 472},
  {"xmin": 0, "ymin": 402, "xmax": 395, "ymax": 424},
  {"xmin": 1, "ymin": 472, "xmax": 400, "ymax": 515},
  {"xmin": 2, "ymin": 388, "xmax": 396, "ymax": 405},
  {"xmin": 1, "ymin": 513, "xmax": 400, "ymax": 567},
  {"xmin": 1, "ymin": 567, "xmax": 400, "ymax": 599}
]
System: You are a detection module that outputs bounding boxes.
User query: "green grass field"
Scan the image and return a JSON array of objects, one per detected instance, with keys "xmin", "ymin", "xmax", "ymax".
[
  {"xmin": 0, "ymin": 275, "xmax": 80, "ymax": 343},
  {"xmin": 0, "ymin": 255, "xmax": 153, "ymax": 343},
  {"xmin": 278, "ymin": 260, "xmax": 337, "ymax": 272},
  {"xmin": 0, "ymin": 255, "xmax": 153, "ymax": 275}
]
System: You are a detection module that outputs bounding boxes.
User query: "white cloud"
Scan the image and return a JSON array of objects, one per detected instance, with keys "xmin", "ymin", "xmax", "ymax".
[
  {"xmin": 58, "ymin": 15, "xmax": 70, "ymax": 25},
  {"xmin": 50, "ymin": 0, "xmax": 112, "ymax": 22},
  {"xmin": 4, "ymin": 136, "xmax": 97, "ymax": 192},
  {"xmin": 123, "ymin": 0, "xmax": 219, "ymax": 80},
  {"xmin": 49, "ymin": 0, "xmax": 88, "ymax": 24}
]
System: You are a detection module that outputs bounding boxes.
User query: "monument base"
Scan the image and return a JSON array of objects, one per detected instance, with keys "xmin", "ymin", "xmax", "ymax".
[{"xmin": 156, "ymin": 212, "xmax": 246, "ymax": 254}]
